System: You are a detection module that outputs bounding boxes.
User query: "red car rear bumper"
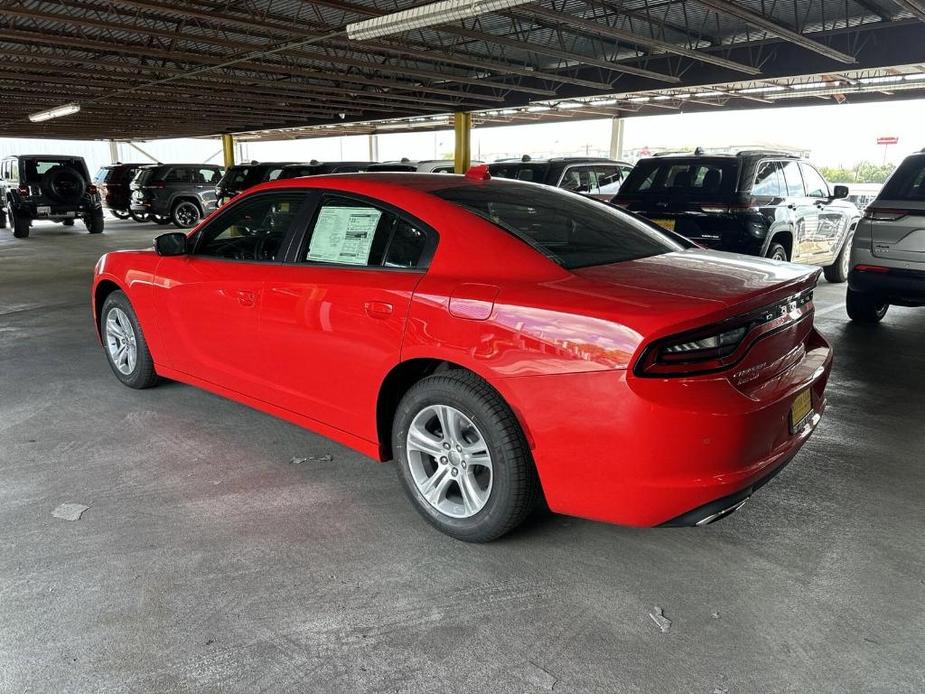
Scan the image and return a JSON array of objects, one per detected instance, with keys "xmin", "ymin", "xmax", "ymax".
[{"xmin": 499, "ymin": 328, "xmax": 833, "ymax": 527}]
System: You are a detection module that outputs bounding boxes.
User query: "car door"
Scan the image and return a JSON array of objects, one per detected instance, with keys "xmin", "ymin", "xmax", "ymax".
[
  {"xmin": 153, "ymin": 190, "xmax": 310, "ymax": 397},
  {"xmin": 799, "ymin": 163, "xmax": 844, "ymax": 262},
  {"xmin": 779, "ymin": 159, "xmax": 816, "ymax": 261},
  {"xmin": 258, "ymin": 192, "xmax": 435, "ymax": 442}
]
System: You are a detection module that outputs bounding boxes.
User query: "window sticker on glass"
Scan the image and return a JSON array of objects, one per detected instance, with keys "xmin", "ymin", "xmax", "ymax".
[{"xmin": 308, "ymin": 206, "xmax": 382, "ymax": 265}]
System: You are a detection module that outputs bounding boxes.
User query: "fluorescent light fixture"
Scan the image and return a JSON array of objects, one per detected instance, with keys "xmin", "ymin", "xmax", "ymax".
[
  {"xmin": 591, "ymin": 98, "xmax": 618, "ymax": 106},
  {"xmin": 737, "ymin": 86, "xmax": 786, "ymax": 94},
  {"xmin": 526, "ymin": 105, "xmax": 551, "ymax": 112},
  {"xmin": 28, "ymin": 102, "xmax": 80, "ymax": 122},
  {"xmin": 859, "ymin": 75, "xmax": 904, "ymax": 84},
  {"xmin": 694, "ymin": 91, "xmax": 724, "ymax": 97},
  {"xmin": 347, "ymin": 0, "xmax": 534, "ymax": 41},
  {"xmin": 556, "ymin": 101, "xmax": 584, "ymax": 110},
  {"xmin": 628, "ymin": 96, "xmax": 650, "ymax": 103}
]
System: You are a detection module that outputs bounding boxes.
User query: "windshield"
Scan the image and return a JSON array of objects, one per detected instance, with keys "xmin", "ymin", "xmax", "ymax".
[
  {"xmin": 620, "ymin": 158, "xmax": 739, "ymax": 199},
  {"xmin": 434, "ymin": 182, "xmax": 684, "ymax": 269},
  {"xmin": 487, "ymin": 162, "xmax": 552, "ymax": 183},
  {"xmin": 879, "ymin": 155, "xmax": 925, "ymax": 201}
]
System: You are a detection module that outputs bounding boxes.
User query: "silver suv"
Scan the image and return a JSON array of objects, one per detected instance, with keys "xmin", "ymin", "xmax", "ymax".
[{"xmin": 847, "ymin": 151, "xmax": 925, "ymax": 322}]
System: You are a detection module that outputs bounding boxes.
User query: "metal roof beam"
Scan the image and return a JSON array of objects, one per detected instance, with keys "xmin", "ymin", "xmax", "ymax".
[
  {"xmin": 694, "ymin": 0, "xmax": 857, "ymax": 63},
  {"xmin": 518, "ymin": 5, "xmax": 761, "ymax": 75},
  {"xmin": 890, "ymin": 0, "xmax": 925, "ymax": 21}
]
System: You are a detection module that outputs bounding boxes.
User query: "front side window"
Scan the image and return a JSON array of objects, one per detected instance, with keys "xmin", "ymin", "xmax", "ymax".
[
  {"xmin": 435, "ymin": 181, "xmax": 684, "ymax": 269},
  {"xmin": 301, "ymin": 196, "xmax": 429, "ymax": 269},
  {"xmin": 799, "ymin": 163, "xmax": 830, "ymax": 198},
  {"xmin": 194, "ymin": 192, "xmax": 306, "ymax": 261},
  {"xmin": 752, "ymin": 161, "xmax": 784, "ymax": 197}
]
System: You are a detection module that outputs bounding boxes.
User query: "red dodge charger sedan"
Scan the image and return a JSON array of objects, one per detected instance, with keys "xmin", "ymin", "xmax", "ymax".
[{"xmin": 91, "ymin": 171, "xmax": 832, "ymax": 541}]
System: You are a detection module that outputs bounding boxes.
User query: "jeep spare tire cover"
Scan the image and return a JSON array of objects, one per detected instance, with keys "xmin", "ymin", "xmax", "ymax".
[{"xmin": 42, "ymin": 166, "xmax": 86, "ymax": 203}]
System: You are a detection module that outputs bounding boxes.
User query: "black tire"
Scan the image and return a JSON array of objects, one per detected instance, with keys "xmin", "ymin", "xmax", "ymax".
[
  {"xmin": 171, "ymin": 200, "xmax": 202, "ymax": 228},
  {"xmin": 823, "ymin": 226, "xmax": 855, "ymax": 284},
  {"xmin": 766, "ymin": 241, "xmax": 788, "ymax": 262},
  {"xmin": 111, "ymin": 209, "xmax": 130, "ymax": 220},
  {"xmin": 151, "ymin": 213, "xmax": 172, "ymax": 225},
  {"xmin": 0, "ymin": 207, "xmax": 7, "ymax": 229},
  {"xmin": 12, "ymin": 211, "xmax": 30, "ymax": 238},
  {"xmin": 85, "ymin": 209, "xmax": 104, "ymax": 234},
  {"xmin": 62, "ymin": 218, "xmax": 75, "ymax": 227},
  {"xmin": 99, "ymin": 290, "xmax": 158, "ymax": 389},
  {"xmin": 392, "ymin": 371, "xmax": 540, "ymax": 542},
  {"xmin": 129, "ymin": 209, "xmax": 149, "ymax": 223},
  {"xmin": 846, "ymin": 287, "xmax": 888, "ymax": 323}
]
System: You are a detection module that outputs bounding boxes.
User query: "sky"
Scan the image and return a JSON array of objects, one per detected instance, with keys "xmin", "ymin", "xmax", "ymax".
[{"xmin": 1, "ymin": 98, "xmax": 922, "ymax": 176}]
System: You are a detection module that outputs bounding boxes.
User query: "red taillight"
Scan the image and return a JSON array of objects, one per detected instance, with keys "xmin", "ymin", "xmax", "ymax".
[
  {"xmin": 699, "ymin": 199, "xmax": 752, "ymax": 214},
  {"xmin": 864, "ymin": 208, "xmax": 909, "ymax": 221},
  {"xmin": 87, "ymin": 184, "xmax": 98, "ymax": 195},
  {"xmin": 635, "ymin": 289, "xmax": 815, "ymax": 377},
  {"xmin": 17, "ymin": 184, "xmax": 29, "ymax": 196},
  {"xmin": 855, "ymin": 264, "xmax": 890, "ymax": 273}
]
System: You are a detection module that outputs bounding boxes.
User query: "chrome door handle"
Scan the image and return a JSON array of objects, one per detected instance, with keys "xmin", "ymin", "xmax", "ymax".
[{"xmin": 364, "ymin": 301, "xmax": 393, "ymax": 319}]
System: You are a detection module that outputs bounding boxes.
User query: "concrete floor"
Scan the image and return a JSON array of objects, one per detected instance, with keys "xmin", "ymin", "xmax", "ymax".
[{"xmin": 1, "ymin": 217, "xmax": 922, "ymax": 693}]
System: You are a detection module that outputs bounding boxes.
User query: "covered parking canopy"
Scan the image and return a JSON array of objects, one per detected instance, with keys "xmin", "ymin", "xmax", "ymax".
[{"xmin": 1, "ymin": 0, "xmax": 924, "ymax": 141}]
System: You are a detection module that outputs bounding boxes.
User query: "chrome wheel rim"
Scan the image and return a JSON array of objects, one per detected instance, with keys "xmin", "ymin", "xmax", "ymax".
[
  {"xmin": 176, "ymin": 203, "xmax": 199, "ymax": 227},
  {"xmin": 406, "ymin": 404, "xmax": 493, "ymax": 519},
  {"xmin": 105, "ymin": 307, "xmax": 137, "ymax": 375}
]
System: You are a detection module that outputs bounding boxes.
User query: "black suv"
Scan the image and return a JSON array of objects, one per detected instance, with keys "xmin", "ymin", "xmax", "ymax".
[
  {"xmin": 0, "ymin": 155, "xmax": 104, "ymax": 238},
  {"xmin": 130, "ymin": 164, "xmax": 224, "ymax": 228},
  {"xmin": 612, "ymin": 150, "xmax": 861, "ymax": 282},
  {"xmin": 94, "ymin": 162, "xmax": 150, "ymax": 221},
  {"xmin": 216, "ymin": 160, "xmax": 374, "ymax": 205},
  {"xmin": 488, "ymin": 156, "xmax": 634, "ymax": 200}
]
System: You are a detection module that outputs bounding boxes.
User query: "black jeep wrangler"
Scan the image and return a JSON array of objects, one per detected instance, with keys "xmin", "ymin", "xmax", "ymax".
[{"xmin": 0, "ymin": 155, "xmax": 104, "ymax": 238}]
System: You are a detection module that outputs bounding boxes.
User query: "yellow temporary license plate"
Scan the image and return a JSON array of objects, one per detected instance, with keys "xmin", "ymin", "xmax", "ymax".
[
  {"xmin": 652, "ymin": 218, "xmax": 675, "ymax": 231},
  {"xmin": 789, "ymin": 388, "xmax": 813, "ymax": 433}
]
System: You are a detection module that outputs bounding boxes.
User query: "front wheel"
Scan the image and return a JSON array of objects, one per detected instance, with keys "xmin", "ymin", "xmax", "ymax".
[
  {"xmin": 12, "ymin": 210, "xmax": 30, "ymax": 238},
  {"xmin": 111, "ymin": 209, "xmax": 130, "ymax": 220},
  {"xmin": 846, "ymin": 287, "xmax": 888, "ymax": 323},
  {"xmin": 171, "ymin": 200, "xmax": 201, "ymax": 228},
  {"xmin": 85, "ymin": 209, "xmax": 104, "ymax": 234},
  {"xmin": 100, "ymin": 290, "xmax": 158, "ymax": 388},
  {"xmin": 392, "ymin": 371, "xmax": 540, "ymax": 542}
]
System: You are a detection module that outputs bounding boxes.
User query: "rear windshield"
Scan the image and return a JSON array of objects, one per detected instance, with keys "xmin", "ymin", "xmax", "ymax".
[
  {"xmin": 879, "ymin": 155, "xmax": 925, "ymax": 201},
  {"xmin": 434, "ymin": 182, "xmax": 683, "ymax": 269},
  {"xmin": 487, "ymin": 162, "xmax": 552, "ymax": 183},
  {"xmin": 620, "ymin": 158, "xmax": 739, "ymax": 198},
  {"xmin": 21, "ymin": 158, "xmax": 87, "ymax": 183}
]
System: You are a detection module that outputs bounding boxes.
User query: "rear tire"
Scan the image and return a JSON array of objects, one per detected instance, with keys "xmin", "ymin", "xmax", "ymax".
[
  {"xmin": 392, "ymin": 371, "xmax": 540, "ymax": 542},
  {"xmin": 12, "ymin": 211, "xmax": 30, "ymax": 238},
  {"xmin": 111, "ymin": 209, "xmax": 130, "ymax": 220},
  {"xmin": 151, "ymin": 213, "xmax": 172, "ymax": 225},
  {"xmin": 846, "ymin": 288, "xmax": 888, "ymax": 323},
  {"xmin": 171, "ymin": 200, "xmax": 202, "ymax": 228},
  {"xmin": 62, "ymin": 218, "xmax": 75, "ymax": 227},
  {"xmin": 129, "ymin": 209, "xmax": 149, "ymax": 223},
  {"xmin": 85, "ymin": 209, "xmax": 104, "ymax": 234},
  {"xmin": 823, "ymin": 227, "xmax": 855, "ymax": 283},
  {"xmin": 100, "ymin": 290, "xmax": 158, "ymax": 389},
  {"xmin": 765, "ymin": 242, "xmax": 788, "ymax": 261}
]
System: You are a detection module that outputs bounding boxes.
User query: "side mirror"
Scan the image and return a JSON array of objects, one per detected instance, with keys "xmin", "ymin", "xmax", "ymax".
[
  {"xmin": 832, "ymin": 185, "xmax": 849, "ymax": 199},
  {"xmin": 154, "ymin": 232, "xmax": 188, "ymax": 256}
]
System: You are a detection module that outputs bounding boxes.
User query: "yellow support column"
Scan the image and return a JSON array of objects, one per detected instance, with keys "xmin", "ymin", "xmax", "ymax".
[
  {"xmin": 453, "ymin": 112, "xmax": 472, "ymax": 174},
  {"xmin": 221, "ymin": 133, "xmax": 235, "ymax": 168}
]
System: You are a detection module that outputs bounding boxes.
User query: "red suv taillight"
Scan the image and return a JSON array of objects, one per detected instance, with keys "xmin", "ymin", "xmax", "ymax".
[
  {"xmin": 87, "ymin": 184, "xmax": 98, "ymax": 195},
  {"xmin": 17, "ymin": 184, "xmax": 29, "ymax": 197},
  {"xmin": 635, "ymin": 289, "xmax": 815, "ymax": 377},
  {"xmin": 863, "ymin": 208, "xmax": 911, "ymax": 221}
]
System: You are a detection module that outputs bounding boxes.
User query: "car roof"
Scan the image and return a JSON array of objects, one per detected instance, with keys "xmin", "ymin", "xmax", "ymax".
[
  {"xmin": 12, "ymin": 154, "xmax": 86, "ymax": 159},
  {"xmin": 255, "ymin": 171, "xmax": 546, "ymax": 196}
]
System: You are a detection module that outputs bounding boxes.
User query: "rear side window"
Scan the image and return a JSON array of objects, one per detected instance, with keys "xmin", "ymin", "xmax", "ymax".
[
  {"xmin": 94, "ymin": 168, "xmax": 112, "ymax": 184},
  {"xmin": 164, "ymin": 167, "xmax": 192, "ymax": 183},
  {"xmin": 620, "ymin": 159, "xmax": 737, "ymax": 198},
  {"xmin": 435, "ymin": 182, "xmax": 683, "ymax": 269},
  {"xmin": 487, "ymin": 163, "xmax": 552, "ymax": 183},
  {"xmin": 879, "ymin": 156, "xmax": 925, "ymax": 201},
  {"xmin": 780, "ymin": 160, "xmax": 805, "ymax": 197},
  {"xmin": 301, "ymin": 196, "xmax": 429, "ymax": 269},
  {"xmin": 752, "ymin": 161, "xmax": 785, "ymax": 197}
]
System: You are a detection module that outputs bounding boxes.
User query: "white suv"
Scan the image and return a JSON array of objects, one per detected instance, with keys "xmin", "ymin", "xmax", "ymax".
[{"xmin": 847, "ymin": 151, "xmax": 925, "ymax": 322}]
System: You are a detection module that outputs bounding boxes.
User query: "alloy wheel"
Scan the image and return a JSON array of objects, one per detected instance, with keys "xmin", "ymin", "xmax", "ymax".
[
  {"xmin": 175, "ymin": 202, "xmax": 200, "ymax": 227},
  {"xmin": 105, "ymin": 307, "xmax": 137, "ymax": 375},
  {"xmin": 405, "ymin": 404, "xmax": 493, "ymax": 519}
]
